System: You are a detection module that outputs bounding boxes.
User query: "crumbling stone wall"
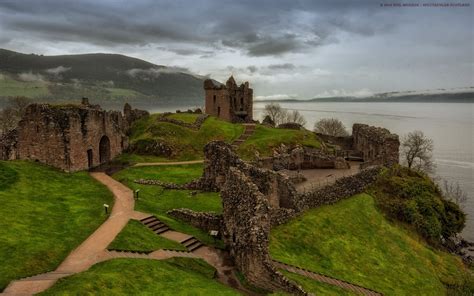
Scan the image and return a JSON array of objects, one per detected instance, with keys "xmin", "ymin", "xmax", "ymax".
[
  {"xmin": 123, "ymin": 102, "xmax": 149, "ymax": 131},
  {"xmin": 221, "ymin": 168, "xmax": 307, "ymax": 295},
  {"xmin": 317, "ymin": 124, "xmax": 399, "ymax": 166},
  {"xmin": 204, "ymin": 76, "xmax": 253, "ymax": 123},
  {"xmin": 199, "ymin": 141, "xmax": 297, "ymax": 209},
  {"xmin": 0, "ymin": 129, "xmax": 18, "ymax": 160},
  {"xmin": 293, "ymin": 167, "xmax": 381, "ymax": 212},
  {"xmin": 255, "ymin": 146, "xmax": 349, "ymax": 171},
  {"xmin": 1, "ymin": 100, "xmax": 147, "ymax": 172},
  {"xmin": 352, "ymin": 124, "xmax": 399, "ymax": 166},
  {"xmin": 168, "ymin": 141, "xmax": 385, "ymax": 294},
  {"xmin": 167, "ymin": 209, "xmax": 223, "ymax": 235}
]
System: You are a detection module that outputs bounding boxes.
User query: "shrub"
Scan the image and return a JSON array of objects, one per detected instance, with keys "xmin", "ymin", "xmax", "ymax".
[{"xmin": 371, "ymin": 165, "xmax": 466, "ymax": 245}]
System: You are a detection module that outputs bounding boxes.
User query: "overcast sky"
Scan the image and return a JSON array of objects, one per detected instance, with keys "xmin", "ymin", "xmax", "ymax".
[{"xmin": 0, "ymin": 0, "xmax": 472, "ymax": 99}]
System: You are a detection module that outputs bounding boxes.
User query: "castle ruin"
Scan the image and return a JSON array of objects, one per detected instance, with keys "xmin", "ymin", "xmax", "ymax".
[
  {"xmin": 203, "ymin": 76, "xmax": 253, "ymax": 123},
  {"xmin": 0, "ymin": 98, "xmax": 148, "ymax": 172}
]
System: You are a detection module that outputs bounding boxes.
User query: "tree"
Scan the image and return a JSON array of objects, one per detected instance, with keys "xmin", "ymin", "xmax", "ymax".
[
  {"xmin": 313, "ymin": 118, "xmax": 348, "ymax": 136},
  {"xmin": 285, "ymin": 110, "xmax": 307, "ymax": 126},
  {"xmin": 401, "ymin": 130, "xmax": 435, "ymax": 173},
  {"xmin": 263, "ymin": 103, "xmax": 285, "ymax": 125},
  {"xmin": 442, "ymin": 179, "xmax": 468, "ymax": 209}
]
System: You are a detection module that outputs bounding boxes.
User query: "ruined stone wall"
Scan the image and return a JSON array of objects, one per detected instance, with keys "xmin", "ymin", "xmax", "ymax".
[
  {"xmin": 199, "ymin": 141, "xmax": 297, "ymax": 209},
  {"xmin": 0, "ymin": 130, "xmax": 18, "ymax": 160},
  {"xmin": 204, "ymin": 76, "xmax": 253, "ymax": 123},
  {"xmin": 10, "ymin": 101, "xmax": 146, "ymax": 172},
  {"xmin": 167, "ymin": 209, "xmax": 223, "ymax": 235},
  {"xmin": 316, "ymin": 133, "xmax": 354, "ymax": 150},
  {"xmin": 221, "ymin": 168, "xmax": 307, "ymax": 295},
  {"xmin": 255, "ymin": 147, "xmax": 348, "ymax": 171},
  {"xmin": 291, "ymin": 167, "xmax": 382, "ymax": 213},
  {"xmin": 352, "ymin": 123, "xmax": 399, "ymax": 166}
]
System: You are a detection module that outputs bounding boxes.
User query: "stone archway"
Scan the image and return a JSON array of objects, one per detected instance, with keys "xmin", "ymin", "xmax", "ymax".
[{"xmin": 99, "ymin": 136, "xmax": 111, "ymax": 164}]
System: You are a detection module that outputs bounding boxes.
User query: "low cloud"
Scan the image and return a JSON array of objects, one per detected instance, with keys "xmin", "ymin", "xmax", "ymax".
[
  {"xmin": 45, "ymin": 65, "xmax": 71, "ymax": 75},
  {"xmin": 125, "ymin": 67, "xmax": 205, "ymax": 80},
  {"xmin": 314, "ymin": 88, "xmax": 373, "ymax": 98},
  {"xmin": 255, "ymin": 94, "xmax": 298, "ymax": 101},
  {"xmin": 18, "ymin": 71, "xmax": 44, "ymax": 82}
]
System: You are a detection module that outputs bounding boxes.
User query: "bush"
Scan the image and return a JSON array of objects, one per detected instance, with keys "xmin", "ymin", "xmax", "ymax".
[{"xmin": 371, "ymin": 165, "xmax": 466, "ymax": 245}]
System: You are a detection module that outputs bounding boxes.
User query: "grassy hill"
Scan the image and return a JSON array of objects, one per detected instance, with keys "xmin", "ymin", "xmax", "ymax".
[
  {"xmin": 270, "ymin": 194, "xmax": 472, "ymax": 295},
  {"xmin": 0, "ymin": 48, "xmax": 205, "ymax": 108},
  {"xmin": 120, "ymin": 113, "xmax": 321, "ymax": 162},
  {"xmin": 0, "ymin": 161, "xmax": 113, "ymax": 291}
]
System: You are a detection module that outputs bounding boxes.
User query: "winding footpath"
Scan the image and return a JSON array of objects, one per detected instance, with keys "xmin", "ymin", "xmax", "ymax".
[{"xmin": 1, "ymin": 173, "xmax": 252, "ymax": 296}]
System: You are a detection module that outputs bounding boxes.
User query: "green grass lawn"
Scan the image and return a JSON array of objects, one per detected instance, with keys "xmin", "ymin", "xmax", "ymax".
[
  {"xmin": 269, "ymin": 193, "xmax": 469, "ymax": 295},
  {"xmin": 237, "ymin": 125, "xmax": 321, "ymax": 159},
  {"xmin": 114, "ymin": 153, "xmax": 174, "ymax": 164},
  {"xmin": 167, "ymin": 113, "xmax": 200, "ymax": 124},
  {"xmin": 108, "ymin": 220, "xmax": 186, "ymax": 252},
  {"xmin": 113, "ymin": 164, "xmax": 224, "ymax": 248},
  {"xmin": 40, "ymin": 258, "xmax": 240, "ymax": 295},
  {"xmin": 0, "ymin": 161, "xmax": 113, "ymax": 291},
  {"xmin": 129, "ymin": 114, "xmax": 244, "ymax": 160}
]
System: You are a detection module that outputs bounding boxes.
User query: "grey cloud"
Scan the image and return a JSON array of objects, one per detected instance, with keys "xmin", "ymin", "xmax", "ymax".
[
  {"xmin": 267, "ymin": 63, "xmax": 296, "ymax": 70},
  {"xmin": 0, "ymin": 0, "xmax": 397, "ymax": 57}
]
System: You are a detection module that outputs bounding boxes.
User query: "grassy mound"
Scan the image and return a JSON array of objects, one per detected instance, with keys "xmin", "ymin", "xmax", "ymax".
[
  {"xmin": 270, "ymin": 194, "xmax": 469, "ymax": 295},
  {"xmin": 40, "ymin": 258, "xmax": 239, "ymax": 295},
  {"xmin": 128, "ymin": 114, "xmax": 244, "ymax": 161},
  {"xmin": 237, "ymin": 125, "xmax": 321, "ymax": 159},
  {"xmin": 108, "ymin": 220, "xmax": 186, "ymax": 252},
  {"xmin": 0, "ymin": 161, "xmax": 113, "ymax": 291},
  {"xmin": 167, "ymin": 113, "xmax": 200, "ymax": 123},
  {"xmin": 370, "ymin": 166, "xmax": 465, "ymax": 245},
  {"xmin": 113, "ymin": 164, "xmax": 223, "ymax": 248}
]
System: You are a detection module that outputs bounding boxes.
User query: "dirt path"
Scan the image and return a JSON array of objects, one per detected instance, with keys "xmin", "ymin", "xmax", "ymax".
[
  {"xmin": 133, "ymin": 160, "xmax": 204, "ymax": 167},
  {"xmin": 1, "ymin": 173, "xmax": 135, "ymax": 296},
  {"xmin": 1, "ymin": 173, "xmax": 252, "ymax": 296}
]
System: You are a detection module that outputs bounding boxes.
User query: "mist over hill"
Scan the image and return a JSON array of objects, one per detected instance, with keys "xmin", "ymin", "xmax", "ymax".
[{"xmin": 0, "ymin": 49, "xmax": 206, "ymax": 109}]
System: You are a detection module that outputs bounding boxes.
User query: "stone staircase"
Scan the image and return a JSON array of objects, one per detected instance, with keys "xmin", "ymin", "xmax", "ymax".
[
  {"xmin": 272, "ymin": 260, "xmax": 383, "ymax": 296},
  {"xmin": 140, "ymin": 216, "xmax": 170, "ymax": 234},
  {"xmin": 232, "ymin": 124, "xmax": 256, "ymax": 149},
  {"xmin": 140, "ymin": 215, "xmax": 204, "ymax": 252},
  {"xmin": 180, "ymin": 236, "xmax": 204, "ymax": 252}
]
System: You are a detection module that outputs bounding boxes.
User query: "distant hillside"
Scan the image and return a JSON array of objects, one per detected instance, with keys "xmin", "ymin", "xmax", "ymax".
[
  {"xmin": 0, "ymin": 48, "xmax": 206, "ymax": 108},
  {"xmin": 256, "ymin": 88, "xmax": 474, "ymax": 103}
]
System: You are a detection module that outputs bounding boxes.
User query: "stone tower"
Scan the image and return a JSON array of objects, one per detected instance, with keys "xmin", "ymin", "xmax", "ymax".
[{"xmin": 203, "ymin": 76, "xmax": 253, "ymax": 123}]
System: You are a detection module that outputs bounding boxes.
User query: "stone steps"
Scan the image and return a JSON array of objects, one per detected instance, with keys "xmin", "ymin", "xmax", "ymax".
[
  {"xmin": 140, "ymin": 216, "xmax": 170, "ymax": 234},
  {"xmin": 272, "ymin": 260, "xmax": 383, "ymax": 296},
  {"xmin": 180, "ymin": 236, "xmax": 204, "ymax": 252},
  {"xmin": 231, "ymin": 124, "xmax": 256, "ymax": 148},
  {"xmin": 107, "ymin": 250, "xmax": 151, "ymax": 259}
]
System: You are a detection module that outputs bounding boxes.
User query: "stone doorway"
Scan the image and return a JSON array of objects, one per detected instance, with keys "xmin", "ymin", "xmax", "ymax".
[
  {"xmin": 87, "ymin": 149, "xmax": 93, "ymax": 169},
  {"xmin": 99, "ymin": 136, "xmax": 111, "ymax": 164}
]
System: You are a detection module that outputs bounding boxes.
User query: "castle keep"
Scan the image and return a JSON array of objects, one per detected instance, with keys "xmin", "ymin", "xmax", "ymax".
[
  {"xmin": 204, "ymin": 76, "xmax": 253, "ymax": 123},
  {"xmin": 0, "ymin": 99, "xmax": 148, "ymax": 172}
]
